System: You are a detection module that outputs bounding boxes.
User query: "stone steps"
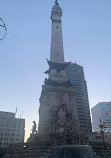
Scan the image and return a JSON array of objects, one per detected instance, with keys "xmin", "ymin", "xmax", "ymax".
[{"xmin": 3, "ymin": 143, "xmax": 111, "ymax": 158}]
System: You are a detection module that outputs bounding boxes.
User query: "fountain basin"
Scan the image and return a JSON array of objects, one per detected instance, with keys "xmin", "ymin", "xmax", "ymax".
[{"xmin": 53, "ymin": 145, "xmax": 93, "ymax": 158}]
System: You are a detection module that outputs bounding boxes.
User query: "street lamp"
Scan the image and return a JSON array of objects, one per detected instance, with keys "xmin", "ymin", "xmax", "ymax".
[{"xmin": 99, "ymin": 118, "xmax": 105, "ymax": 144}]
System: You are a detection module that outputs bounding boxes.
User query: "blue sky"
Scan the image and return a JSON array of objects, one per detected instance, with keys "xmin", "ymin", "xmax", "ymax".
[{"xmin": 0, "ymin": 0, "xmax": 111, "ymax": 140}]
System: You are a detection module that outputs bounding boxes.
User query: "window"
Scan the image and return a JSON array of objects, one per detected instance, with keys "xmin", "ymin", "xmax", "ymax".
[
  {"xmin": 16, "ymin": 138, "xmax": 19, "ymax": 141},
  {"xmin": 17, "ymin": 134, "xmax": 20, "ymax": 137}
]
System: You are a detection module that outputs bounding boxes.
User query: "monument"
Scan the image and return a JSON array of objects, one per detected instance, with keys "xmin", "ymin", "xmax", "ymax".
[{"xmin": 38, "ymin": 0, "xmax": 81, "ymax": 143}]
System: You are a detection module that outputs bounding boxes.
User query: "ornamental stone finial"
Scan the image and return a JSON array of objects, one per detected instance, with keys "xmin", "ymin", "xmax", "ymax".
[{"xmin": 55, "ymin": 0, "xmax": 59, "ymax": 5}]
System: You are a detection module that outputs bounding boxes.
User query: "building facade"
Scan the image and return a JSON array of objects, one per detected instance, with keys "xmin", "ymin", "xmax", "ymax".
[
  {"xmin": 91, "ymin": 102, "xmax": 111, "ymax": 132},
  {"xmin": 0, "ymin": 111, "xmax": 25, "ymax": 147},
  {"xmin": 66, "ymin": 63, "xmax": 92, "ymax": 134}
]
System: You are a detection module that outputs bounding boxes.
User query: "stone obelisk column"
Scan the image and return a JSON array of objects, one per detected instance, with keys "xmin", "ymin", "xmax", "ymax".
[{"xmin": 50, "ymin": 0, "xmax": 64, "ymax": 64}]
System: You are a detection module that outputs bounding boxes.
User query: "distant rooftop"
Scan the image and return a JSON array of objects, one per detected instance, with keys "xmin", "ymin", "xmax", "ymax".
[
  {"xmin": 0, "ymin": 111, "xmax": 15, "ymax": 118},
  {"xmin": 92, "ymin": 101, "xmax": 111, "ymax": 109}
]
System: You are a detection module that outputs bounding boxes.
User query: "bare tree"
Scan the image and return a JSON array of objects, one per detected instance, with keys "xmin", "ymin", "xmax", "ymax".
[{"xmin": 0, "ymin": 18, "xmax": 7, "ymax": 41}]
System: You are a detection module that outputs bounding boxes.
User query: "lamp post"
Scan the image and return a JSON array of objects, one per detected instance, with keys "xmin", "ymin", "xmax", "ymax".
[
  {"xmin": 0, "ymin": 18, "xmax": 7, "ymax": 41},
  {"xmin": 99, "ymin": 118, "xmax": 105, "ymax": 144}
]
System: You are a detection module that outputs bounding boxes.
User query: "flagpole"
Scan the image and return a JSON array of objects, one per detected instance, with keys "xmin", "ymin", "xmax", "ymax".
[{"xmin": 15, "ymin": 107, "xmax": 17, "ymax": 118}]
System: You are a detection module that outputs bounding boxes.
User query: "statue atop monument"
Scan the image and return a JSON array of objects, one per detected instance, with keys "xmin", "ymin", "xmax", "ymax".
[
  {"xmin": 32, "ymin": 121, "xmax": 37, "ymax": 135},
  {"xmin": 55, "ymin": 0, "xmax": 59, "ymax": 5}
]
